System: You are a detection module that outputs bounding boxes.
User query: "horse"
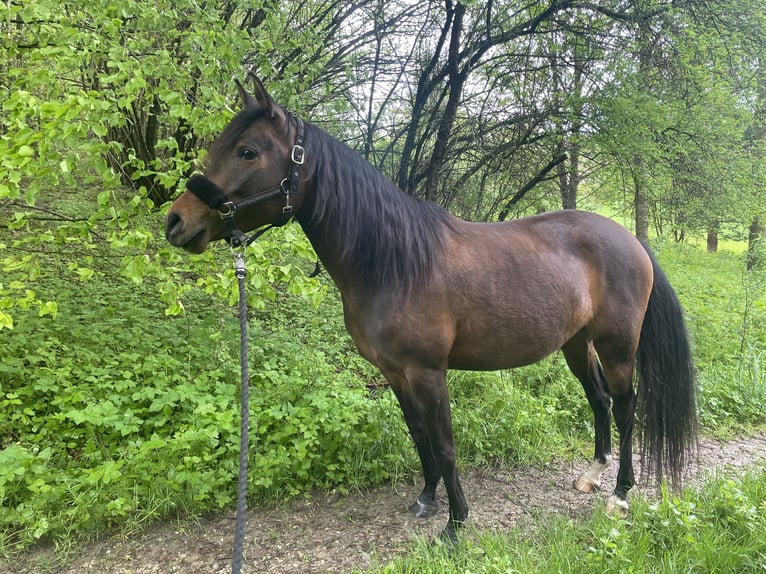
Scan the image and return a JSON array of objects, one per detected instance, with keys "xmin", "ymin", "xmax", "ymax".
[{"xmin": 165, "ymin": 74, "xmax": 698, "ymax": 544}]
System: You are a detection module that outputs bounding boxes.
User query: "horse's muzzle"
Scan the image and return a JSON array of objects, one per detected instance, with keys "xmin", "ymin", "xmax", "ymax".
[{"xmin": 165, "ymin": 211, "xmax": 208, "ymax": 253}]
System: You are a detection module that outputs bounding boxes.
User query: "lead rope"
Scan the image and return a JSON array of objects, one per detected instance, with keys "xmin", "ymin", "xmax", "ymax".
[{"xmin": 232, "ymin": 250, "xmax": 249, "ymax": 574}]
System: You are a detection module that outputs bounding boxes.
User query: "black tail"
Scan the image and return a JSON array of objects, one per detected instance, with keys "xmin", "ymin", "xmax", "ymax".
[{"xmin": 635, "ymin": 242, "xmax": 698, "ymax": 488}]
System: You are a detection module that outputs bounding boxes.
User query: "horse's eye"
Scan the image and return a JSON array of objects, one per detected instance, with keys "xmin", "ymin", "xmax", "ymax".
[{"xmin": 238, "ymin": 147, "xmax": 257, "ymax": 160}]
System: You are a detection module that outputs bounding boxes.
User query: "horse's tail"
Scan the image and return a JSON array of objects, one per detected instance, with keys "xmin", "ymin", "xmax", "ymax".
[{"xmin": 635, "ymin": 241, "xmax": 698, "ymax": 488}]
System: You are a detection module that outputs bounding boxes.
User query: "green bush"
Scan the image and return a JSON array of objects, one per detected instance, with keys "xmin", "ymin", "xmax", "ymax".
[
  {"xmin": 0, "ymin": 269, "xmax": 412, "ymax": 554},
  {"xmin": 697, "ymin": 348, "xmax": 766, "ymax": 436},
  {"xmin": 450, "ymin": 361, "xmax": 592, "ymax": 468},
  {"xmin": 2, "ymin": 236, "xmax": 765, "ymax": 557}
]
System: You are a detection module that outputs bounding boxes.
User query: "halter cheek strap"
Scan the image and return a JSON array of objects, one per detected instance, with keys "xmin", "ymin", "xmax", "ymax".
[{"xmin": 185, "ymin": 115, "xmax": 305, "ymax": 248}]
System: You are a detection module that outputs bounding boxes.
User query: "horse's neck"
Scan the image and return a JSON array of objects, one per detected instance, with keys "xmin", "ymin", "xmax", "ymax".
[{"xmin": 295, "ymin": 196, "xmax": 361, "ymax": 296}]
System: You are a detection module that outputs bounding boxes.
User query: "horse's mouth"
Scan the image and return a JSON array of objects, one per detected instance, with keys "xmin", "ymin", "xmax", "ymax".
[
  {"xmin": 165, "ymin": 211, "xmax": 212, "ymax": 253},
  {"xmin": 178, "ymin": 229, "xmax": 209, "ymax": 253},
  {"xmin": 166, "ymin": 222, "xmax": 209, "ymax": 253}
]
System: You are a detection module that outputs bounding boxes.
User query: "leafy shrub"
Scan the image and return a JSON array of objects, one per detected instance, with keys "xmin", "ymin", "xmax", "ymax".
[
  {"xmin": 2, "ymin": 235, "xmax": 765, "ymax": 558},
  {"xmin": 697, "ymin": 348, "xmax": 766, "ymax": 436},
  {"xmin": 449, "ymin": 361, "xmax": 592, "ymax": 468},
  {"xmin": 0, "ymin": 266, "xmax": 411, "ymax": 554}
]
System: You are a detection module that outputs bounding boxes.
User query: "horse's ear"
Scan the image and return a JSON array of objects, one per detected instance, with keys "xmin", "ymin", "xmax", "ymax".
[
  {"xmin": 247, "ymin": 73, "xmax": 277, "ymax": 118},
  {"xmin": 234, "ymin": 78, "xmax": 256, "ymax": 109}
]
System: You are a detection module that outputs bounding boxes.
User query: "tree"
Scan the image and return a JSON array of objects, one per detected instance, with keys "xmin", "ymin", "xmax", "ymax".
[
  {"xmin": 586, "ymin": 0, "xmax": 763, "ymax": 241},
  {"xmin": 747, "ymin": 52, "xmax": 766, "ymax": 270},
  {"xmin": 0, "ymin": 0, "xmax": 329, "ymax": 329}
]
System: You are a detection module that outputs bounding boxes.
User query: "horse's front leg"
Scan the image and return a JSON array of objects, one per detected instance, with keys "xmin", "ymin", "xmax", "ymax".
[
  {"xmin": 410, "ymin": 366, "xmax": 468, "ymax": 543},
  {"xmin": 389, "ymin": 383, "xmax": 441, "ymax": 518},
  {"xmin": 385, "ymin": 365, "xmax": 468, "ymax": 543}
]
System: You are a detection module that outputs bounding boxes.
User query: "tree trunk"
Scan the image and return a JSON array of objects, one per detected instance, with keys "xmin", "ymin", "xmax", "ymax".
[
  {"xmin": 707, "ymin": 221, "xmax": 719, "ymax": 253},
  {"xmin": 396, "ymin": 3, "xmax": 455, "ymax": 195},
  {"xmin": 423, "ymin": 3, "xmax": 466, "ymax": 202},
  {"xmin": 747, "ymin": 54, "xmax": 765, "ymax": 270},
  {"xmin": 748, "ymin": 216, "xmax": 763, "ymax": 271},
  {"xmin": 632, "ymin": 8, "xmax": 653, "ymax": 241},
  {"xmin": 561, "ymin": 145, "xmax": 579, "ymax": 210},
  {"xmin": 634, "ymin": 155, "xmax": 650, "ymax": 240}
]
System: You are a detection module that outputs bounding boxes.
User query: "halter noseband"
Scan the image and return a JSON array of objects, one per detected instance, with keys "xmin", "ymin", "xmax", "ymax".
[{"xmin": 185, "ymin": 115, "xmax": 305, "ymax": 248}]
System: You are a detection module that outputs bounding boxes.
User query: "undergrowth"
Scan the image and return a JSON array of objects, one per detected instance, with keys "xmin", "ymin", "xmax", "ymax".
[
  {"xmin": 0, "ymin": 260, "xmax": 414, "ymax": 557},
  {"xmin": 1, "ymin": 235, "xmax": 765, "ymax": 560}
]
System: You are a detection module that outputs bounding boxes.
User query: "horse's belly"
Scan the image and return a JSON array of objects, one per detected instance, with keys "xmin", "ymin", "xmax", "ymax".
[{"xmin": 447, "ymin": 334, "xmax": 564, "ymax": 371}]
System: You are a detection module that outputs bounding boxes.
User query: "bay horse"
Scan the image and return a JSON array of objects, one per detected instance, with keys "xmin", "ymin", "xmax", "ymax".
[{"xmin": 165, "ymin": 74, "xmax": 698, "ymax": 543}]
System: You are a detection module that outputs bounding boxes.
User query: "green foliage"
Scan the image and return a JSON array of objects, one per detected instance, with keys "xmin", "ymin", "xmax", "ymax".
[
  {"xmin": 2, "ymin": 229, "xmax": 765, "ymax": 559},
  {"xmin": 1, "ymin": 0, "xmax": 328, "ymax": 329},
  {"xmin": 587, "ymin": 1, "xmax": 764, "ymax": 236},
  {"xmin": 449, "ymin": 361, "xmax": 591, "ymax": 468},
  {"xmin": 247, "ymin": 331, "xmax": 412, "ymax": 498},
  {"xmin": 362, "ymin": 464, "xmax": 766, "ymax": 573},
  {"xmin": 0, "ymin": 273, "xmax": 237, "ymax": 551},
  {"xmin": 0, "ymin": 268, "xmax": 409, "ymax": 555},
  {"xmin": 698, "ymin": 349, "xmax": 766, "ymax": 436},
  {"xmin": 652, "ymin": 240, "xmax": 766, "ymax": 363}
]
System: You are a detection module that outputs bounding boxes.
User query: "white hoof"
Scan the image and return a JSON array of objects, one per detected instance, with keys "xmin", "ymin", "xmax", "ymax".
[
  {"xmin": 605, "ymin": 495, "xmax": 629, "ymax": 517},
  {"xmin": 574, "ymin": 457, "xmax": 611, "ymax": 494},
  {"xmin": 574, "ymin": 476, "xmax": 599, "ymax": 494}
]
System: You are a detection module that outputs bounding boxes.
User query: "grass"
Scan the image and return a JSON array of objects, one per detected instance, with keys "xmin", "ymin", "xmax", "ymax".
[{"xmin": 359, "ymin": 463, "xmax": 766, "ymax": 573}]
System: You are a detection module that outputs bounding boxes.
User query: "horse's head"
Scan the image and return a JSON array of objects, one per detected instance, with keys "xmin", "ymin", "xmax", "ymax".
[{"xmin": 165, "ymin": 74, "xmax": 304, "ymax": 253}]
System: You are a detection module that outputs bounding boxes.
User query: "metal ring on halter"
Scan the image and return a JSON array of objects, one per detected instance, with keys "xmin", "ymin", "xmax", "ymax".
[{"xmin": 218, "ymin": 202, "xmax": 236, "ymax": 218}]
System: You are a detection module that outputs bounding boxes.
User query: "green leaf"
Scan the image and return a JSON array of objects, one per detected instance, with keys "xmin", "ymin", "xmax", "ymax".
[
  {"xmin": 38, "ymin": 301, "xmax": 58, "ymax": 318},
  {"xmin": 17, "ymin": 145, "xmax": 35, "ymax": 157},
  {"xmin": 0, "ymin": 311, "xmax": 13, "ymax": 330},
  {"xmin": 92, "ymin": 123, "xmax": 107, "ymax": 137}
]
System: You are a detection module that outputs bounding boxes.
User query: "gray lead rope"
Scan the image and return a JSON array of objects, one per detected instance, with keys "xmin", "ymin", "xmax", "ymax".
[{"xmin": 232, "ymin": 251, "xmax": 249, "ymax": 574}]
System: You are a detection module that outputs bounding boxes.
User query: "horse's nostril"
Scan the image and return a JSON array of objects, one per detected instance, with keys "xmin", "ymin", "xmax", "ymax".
[{"xmin": 165, "ymin": 211, "xmax": 182, "ymax": 240}]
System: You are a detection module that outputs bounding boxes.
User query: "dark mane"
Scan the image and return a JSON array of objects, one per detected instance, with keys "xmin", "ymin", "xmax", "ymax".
[{"xmin": 300, "ymin": 121, "xmax": 454, "ymax": 290}]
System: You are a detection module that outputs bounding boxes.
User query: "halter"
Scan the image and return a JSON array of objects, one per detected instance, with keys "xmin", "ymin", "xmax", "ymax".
[{"xmin": 185, "ymin": 115, "xmax": 305, "ymax": 248}]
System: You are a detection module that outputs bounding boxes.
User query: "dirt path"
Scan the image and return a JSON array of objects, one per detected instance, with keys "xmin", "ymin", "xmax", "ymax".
[{"xmin": 8, "ymin": 432, "xmax": 766, "ymax": 574}]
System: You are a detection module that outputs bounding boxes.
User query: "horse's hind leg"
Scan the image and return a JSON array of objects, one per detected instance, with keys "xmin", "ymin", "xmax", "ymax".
[
  {"xmin": 562, "ymin": 330, "xmax": 613, "ymax": 494},
  {"xmin": 594, "ymin": 336, "xmax": 638, "ymax": 516}
]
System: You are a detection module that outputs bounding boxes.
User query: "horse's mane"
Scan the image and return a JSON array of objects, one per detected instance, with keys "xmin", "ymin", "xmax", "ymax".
[
  {"xmin": 301, "ymin": 121, "xmax": 454, "ymax": 291},
  {"xmin": 204, "ymin": 106, "xmax": 454, "ymax": 290}
]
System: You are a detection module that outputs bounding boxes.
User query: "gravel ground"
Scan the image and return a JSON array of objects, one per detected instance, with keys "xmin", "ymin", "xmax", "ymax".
[{"xmin": 6, "ymin": 431, "xmax": 766, "ymax": 574}]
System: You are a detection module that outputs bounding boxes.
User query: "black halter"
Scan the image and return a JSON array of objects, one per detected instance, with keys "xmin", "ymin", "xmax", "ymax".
[{"xmin": 185, "ymin": 115, "xmax": 305, "ymax": 248}]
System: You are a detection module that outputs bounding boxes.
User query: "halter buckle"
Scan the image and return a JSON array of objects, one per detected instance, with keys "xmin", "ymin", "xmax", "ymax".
[{"xmin": 291, "ymin": 145, "xmax": 305, "ymax": 165}]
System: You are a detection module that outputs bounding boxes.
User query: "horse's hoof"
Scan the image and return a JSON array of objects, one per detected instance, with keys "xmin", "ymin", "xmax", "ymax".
[
  {"xmin": 605, "ymin": 495, "xmax": 629, "ymax": 517},
  {"xmin": 409, "ymin": 496, "xmax": 439, "ymax": 519},
  {"xmin": 436, "ymin": 525, "xmax": 458, "ymax": 549},
  {"xmin": 574, "ymin": 476, "xmax": 599, "ymax": 494}
]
